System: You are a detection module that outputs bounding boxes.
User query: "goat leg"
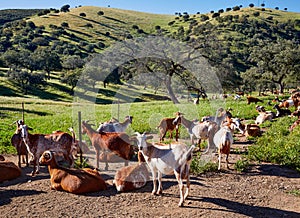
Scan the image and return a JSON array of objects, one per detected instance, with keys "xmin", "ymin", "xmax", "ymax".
[
  {"xmin": 176, "ymin": 172, "xmax": 184, "ymax": 207},
  {"xmin": 156, "ymin": 171, "xmax": 163, "ymax": 195},
  {"xmin": 226, "ymin": 154, "xmax": 229, "ymax": 169}
]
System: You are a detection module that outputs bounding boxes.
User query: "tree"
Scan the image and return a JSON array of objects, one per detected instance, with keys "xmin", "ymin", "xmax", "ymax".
[
  {"xmin": 61, "ymin": 4, "xmax": 70, "ymax": 12},
  {"xmin": 246, "ymin": 40, "xmax": 300, "ymax": 93},
  {"xmin": 249, "ymin": 3, "xmax": 255, "ymax": 8},
  {"xmin": 60, "ymin": 68, "xmax": 81, "ymax": 93},
  {"xmin": 79, "ymin": 13, "xmax": 86, "ymax": 17},
  {"xmin": 97, "ymin": 11, "xmax": 104, "ymax": 16},
  {"xmin": 35, "ymin": 48, "xmax": 62, "ymax": 79}
]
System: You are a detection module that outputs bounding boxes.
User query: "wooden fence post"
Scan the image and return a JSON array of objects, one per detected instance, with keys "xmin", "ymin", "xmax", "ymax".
[{"xmin": 78, "ymin": 111, "xmax": 83, "ymax": 166}]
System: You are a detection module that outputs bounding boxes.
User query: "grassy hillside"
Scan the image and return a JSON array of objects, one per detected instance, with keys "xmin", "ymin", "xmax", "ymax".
[{"xmin": 29, "ymin": 6, "xmax": 175, "ymax": 48}]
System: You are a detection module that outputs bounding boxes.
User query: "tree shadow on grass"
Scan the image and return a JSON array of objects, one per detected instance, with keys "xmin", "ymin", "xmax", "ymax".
[
  {"xmin": 0, "ymin": 106, "xmax": 51, "ymax": 116},
  {"xmin": 189, "ymin": 197, "xmax": 300, "ymax": 218}
]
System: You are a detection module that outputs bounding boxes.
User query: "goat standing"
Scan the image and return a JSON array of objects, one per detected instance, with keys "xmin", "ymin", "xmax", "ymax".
[
  {"xmin": 135, "ymin": 132, "xmax": 195, "ymax": 207},
  {"xmin": 157, "ymin": 112, "xmax": 181, "ymax": 142},
  {"xmin": 20, "ymin": 125, "xmax": 74, "ymax": 176},
  {"xmin": 173, "ymin": 113, "xmax": 217, "ymax": 149},
  {"xmin": 81, "ymin": 121, "xmax": 134, "ymax": 170},
  {"xmin": 213, "ymin": 125, "xmax": 234, "ymax": 170}
]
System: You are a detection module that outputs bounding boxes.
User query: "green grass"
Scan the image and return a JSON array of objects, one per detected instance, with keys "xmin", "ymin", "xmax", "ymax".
[{"xmin": 247, "ymin": 116, "xmax": 300, "ymax": 172}]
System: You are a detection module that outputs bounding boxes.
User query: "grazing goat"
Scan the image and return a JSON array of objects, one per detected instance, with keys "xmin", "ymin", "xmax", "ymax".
[
  {"xmin": 273, "ymin": 104, "xmax": 291, "ymax": 117},
  {"xmin": 19, "ymin": 125, "xmax": 74, "ymax": 176},
  {"xmin": 255, "ymin": 112, "xmax": 274, "ymax": 125},
  {"xmin": 245, "ymin": 124, "xmax": 261, "ymax": 137},
  {"xmin": 173, "ymin": 113, "xmax": 217, "ymax": 148},
  {"xmin": 81, "ymin": 120, "xmax": 134, "ymax": 170},
  {"xmin": 11, "ymin": 120, "xmax": 28, "ymax": 167},
  {"xmin": 113, "ymin": 151, "xmax": 149, "ymax": 192},
  {"xmin": 97, "ymin": 116, "xmax": 133, "ymax": 133},
  {"xmin": 247, "ymin": 96, "xmax": 263, "ymax": 104},
  {"xmin": 213, "ymin": 125, "xmax": 234, "ymax": 170},
  {"xmin": 39, "ymin": 150, "xmax": 107, "ymax": 194},
  {"xmin": 0, "ymin": 156, "xmax": 21, "ymax": 183},
  {"xmin": 135, "ymin": 132, "xmax": 195, "ymax": 207},
  {"xmin": 157, "ymin": 112, "xmax": 181, "ymax": 142}
]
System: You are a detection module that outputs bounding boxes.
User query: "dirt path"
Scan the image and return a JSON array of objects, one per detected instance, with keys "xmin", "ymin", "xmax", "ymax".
[{"xmin": 1, "ymin": 138, "xmax": 300, "ymax": 218}]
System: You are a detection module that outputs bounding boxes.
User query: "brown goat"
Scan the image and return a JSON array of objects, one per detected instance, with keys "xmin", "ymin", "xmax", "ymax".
[
  {"xmin": 247, "ymin": 96, "xmax": 263, "ymax": 104},
  {"xmin": 157, "ymin": 112, "xmax": 181, "ymax": 142},
  {"xmin": 20, "ymin": 125, "xmax": 74, "ymax": 176},
  {"xmin": 245, "ymin": 124, "xmax": 261, "ymax": 137},
  {"xmin": 0, "ymin": 156, "xmax": 21, "ymax": 183},
  {"xmin": 113, "ymin": 151, "xmax": 149, "ymax": 192},
  {"xmin": 39, "ymin": 150, "xmax": 107, "ymax": 194},
  {"xmin": 81, "ymin": 121, "xmax": 134, "ymax": 170}
]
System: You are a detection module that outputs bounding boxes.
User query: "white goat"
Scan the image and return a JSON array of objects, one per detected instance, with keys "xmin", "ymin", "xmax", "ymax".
[
  {"xmin": 135, "ymin": 132, "xmax": 195, "ymax": 207},
  {"xmin": 173, "ymin": 113, "xmax": 217, "ymax": 148},
  {"xmin": 213, "ymin": 125, "xmax": 234, "ymax": 170},
  {"xmin": 255, "ymin": 112, "xmax": 274, "ymax": 125},
  {"xmin": 201, "ymin": 108, "xmax": 231, "ymax": 128},
  {"xmin": 97, "ymin": 116, "xmax": 133, "ymax": 133}
]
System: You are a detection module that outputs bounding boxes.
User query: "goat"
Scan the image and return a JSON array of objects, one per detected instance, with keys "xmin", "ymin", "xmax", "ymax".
[
  {"xmin": 11, "ymin": 120, "xmax": 28, "ymax": 168},
  {"xmin": 39, "ymin": 150, "xmax": 107, "ymax": 194},
  {"xmin": 279, "ymin": 99, "xmax": 295, "ymax": 109},
  {"xmin": 245, "ymin": 124, "xmax": 261, "ymax": 137},
  {"xmin": 19, "ymin": 125, "xmax": 74, "ymax": 176},
  {"xmin": 0, "ymin": 156, "xmax": 21, "ymax": 183},
  {"xmin": 255, "ymin": 112, "xmax": 274, "ymax": 125},
  {"xmin": 81, "ymin": 120, "xmax": 134, "ymax": 170},
  {"xmin": 173, "ymin": 113, "xmax": 217, "ymax": 148},
  {"xmin": 135, "ymin": 132, "xmax": 195, "ymax": 207},
  {"xmin": 255, "ymin": 105, "xmax": 266, "ymax": 113},
  {"xmin": 213, "ymin": 124, "xmax": 234, "ymax": 170},
  {"xmin": 113, "ymin": 151, "xmax": 149, "ymax": 192},
  {"xmin": 247, "ymin": 96, "xmax": 263, "ymax": 104},
  {"xmin": 201, "ymin": 108, "xmax": 232, "ymax": 129},
  {"xmin": 157, "ymin": 112, "xmax": 181, "ymax": 142},
  {"xmin": 273, "ymin": 104, "xmax": 291, "ymax": 117},
  {"xmin": 97, "ymin": 116, "xmax": 133, "ymax": 133}
]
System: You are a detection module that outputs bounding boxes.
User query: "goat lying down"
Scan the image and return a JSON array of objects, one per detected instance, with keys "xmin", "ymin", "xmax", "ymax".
[
  {"xmin": 135, "ymin": 132, "xmax": 195, "ymax": 207},
  {"xmin": 113, "ymin": 151, "xmax": 149, "ymax": 192},
  {"xmin": 39, "ymin": 150, "xmax": 107, "ymax": 194}
]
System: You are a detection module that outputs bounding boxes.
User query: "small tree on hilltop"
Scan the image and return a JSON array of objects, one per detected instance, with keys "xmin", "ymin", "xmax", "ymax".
[
  {"xmin": 249, "ymin": 3, "xmax": 255, "ymax": 8},
  {"xmin": 61, "ymin": 4, "xmax": 70, "ymax": 12}
]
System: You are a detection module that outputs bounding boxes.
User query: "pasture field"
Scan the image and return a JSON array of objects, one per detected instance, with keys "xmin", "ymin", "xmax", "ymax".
[{"xmin": 1, "ymin": 92, "xmax": 299, "ymax": 173}]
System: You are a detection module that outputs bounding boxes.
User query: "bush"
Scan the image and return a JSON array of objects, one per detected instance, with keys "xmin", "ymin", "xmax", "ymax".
[{"xmin": 79, "ymin": 13, "xmax": 86, "ymax": 17}]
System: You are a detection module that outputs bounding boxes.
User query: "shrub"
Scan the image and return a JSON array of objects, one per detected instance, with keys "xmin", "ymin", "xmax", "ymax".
[
  {"xmin": 79, "ymin": 13, "xmax": 86, "ymax": 17},
  {"xmin": 253, "ymin": 12, "xmax": 260, "ymax": 17}
]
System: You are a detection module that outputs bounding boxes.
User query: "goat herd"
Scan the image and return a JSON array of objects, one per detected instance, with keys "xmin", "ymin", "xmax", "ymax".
[{"xmin": 1, "ymin": 91, "xmax": 300, "ymax": 207}]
